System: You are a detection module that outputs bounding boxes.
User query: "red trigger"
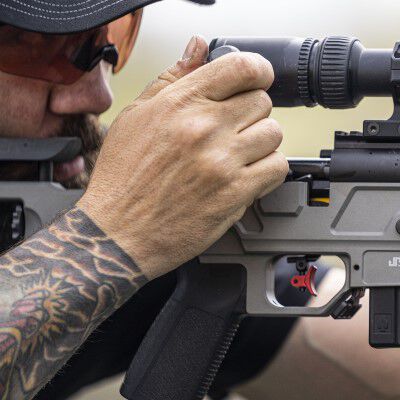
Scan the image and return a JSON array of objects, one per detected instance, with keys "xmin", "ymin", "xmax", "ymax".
[{"xmin": 290, "ymin": 265, "xmax": 318, "ymax": 296}]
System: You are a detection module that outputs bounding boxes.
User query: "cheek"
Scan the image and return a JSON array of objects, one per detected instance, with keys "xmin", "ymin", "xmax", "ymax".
[{"xmin": 0, "ymin": 72, "xmax": 51, "ymax": 137}]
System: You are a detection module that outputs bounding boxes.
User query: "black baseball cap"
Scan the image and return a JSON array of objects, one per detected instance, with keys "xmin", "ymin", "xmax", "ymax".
[{"xmin": 0, "ymin": 0, "xmax": 215, "ymax": 34}]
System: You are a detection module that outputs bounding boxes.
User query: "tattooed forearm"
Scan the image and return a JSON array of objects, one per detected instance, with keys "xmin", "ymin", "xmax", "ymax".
[{"xmin": 0, "ymin": 208, "xmax": 147, "ymax": 400}]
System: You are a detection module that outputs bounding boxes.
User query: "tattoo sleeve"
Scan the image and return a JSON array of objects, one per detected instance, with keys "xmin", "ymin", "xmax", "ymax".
[{"xmin": 0, "ymin": 207, "xmax": 147, "ymax": 400}]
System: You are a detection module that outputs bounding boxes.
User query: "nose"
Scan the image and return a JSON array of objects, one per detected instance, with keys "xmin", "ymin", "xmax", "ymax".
[{"xmin": 49, "ymin": 61, "xmax": 114, "ymax": 115}]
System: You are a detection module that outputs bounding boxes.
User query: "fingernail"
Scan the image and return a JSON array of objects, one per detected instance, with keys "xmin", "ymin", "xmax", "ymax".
[{"xmin": 182, "ymin": 36, "xmax": 198, "ymax": 61}]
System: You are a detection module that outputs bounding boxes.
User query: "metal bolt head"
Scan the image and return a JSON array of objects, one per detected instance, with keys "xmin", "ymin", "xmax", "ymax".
[{"xmin": 367, "ymin": 122, "xmax": 380, "ymax": 135}]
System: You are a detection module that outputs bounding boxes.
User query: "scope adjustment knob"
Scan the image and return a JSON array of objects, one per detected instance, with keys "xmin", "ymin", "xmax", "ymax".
[
  {"xmin": 318, "ymin": 36, "xmax": 359, "ymax": 109},
  {"xmin": 297, "ymin": 38, "xmax": 318, "ymax": 107}
]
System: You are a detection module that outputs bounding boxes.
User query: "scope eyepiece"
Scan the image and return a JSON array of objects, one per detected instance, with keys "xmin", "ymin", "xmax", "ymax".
[{"xmin": 209, "ymin": 36, "xmax": 394, "ymax": 109}]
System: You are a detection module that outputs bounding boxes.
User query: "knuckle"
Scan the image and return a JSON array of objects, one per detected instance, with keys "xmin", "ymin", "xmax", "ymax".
[
  {"xmin": 264, "ymin": 119, "xmax": 283, "ymax": 147},
  {"xmin": 273, "ymin": 152, "xmax": 289, "ymax": 179},
  {"xmin": 254, "ymin": 90, "xmax": 273, "ymax": 116},
  {"xmin": 260, "ymin": 57, "xmax": 275, "ymax": 89},
  {"xmin": 233, "ymin": 53, "xmax": 275, "ymax": 89},
  {"xmin": 177, "ymin": 116, "xmax": 216, "ymax": 147},
  {"xmin": 231, "ymin": 53, "xmax": 262, "ymax": 83},
  {"xmin": 201, "ymin": 150, "xmax": 233, "ymax": 183},
  {"xmin": 157, "ymin": 68, "xmax": 178, "ymax": 86}
]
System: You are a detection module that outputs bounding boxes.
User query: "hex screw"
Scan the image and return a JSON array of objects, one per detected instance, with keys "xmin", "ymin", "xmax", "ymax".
[{"xmin": 367, "ymin": 122, "xmax": 380, "ymax": 135}]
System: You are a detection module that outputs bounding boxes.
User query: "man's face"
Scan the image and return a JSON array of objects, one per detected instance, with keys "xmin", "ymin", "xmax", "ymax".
[{"xmin": 0, "ymin": 56, "xmax": 114, "ymax": 187}]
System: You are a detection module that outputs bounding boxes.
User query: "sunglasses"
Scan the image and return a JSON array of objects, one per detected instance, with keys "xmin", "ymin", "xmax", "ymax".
[{"xmin": 0, "ymin": 10, "xmax": 143, "ymax": 85}]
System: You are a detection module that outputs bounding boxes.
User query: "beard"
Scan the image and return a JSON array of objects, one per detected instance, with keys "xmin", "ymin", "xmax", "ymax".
[
  {"xmin": 58, "ymin": 114, "xmax": 106, "ymax": 189},
  {"xmin": 0, "ymin": 114, "xmax": 105, "ymax": 189}
]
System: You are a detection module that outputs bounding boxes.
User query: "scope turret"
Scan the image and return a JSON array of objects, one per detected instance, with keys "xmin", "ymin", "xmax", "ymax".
[{"xmin": 209, "ymin": 37, "xmax": 396, "ymax": 109}]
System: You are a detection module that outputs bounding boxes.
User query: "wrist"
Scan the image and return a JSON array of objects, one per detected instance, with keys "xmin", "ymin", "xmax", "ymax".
[
  {"xmin": 76, "ymin": 192, "xmax": 157, "ymax": 280},
  {"xmin": 57, "ymin": 205, "xmax": 149, "ymax": 291}
]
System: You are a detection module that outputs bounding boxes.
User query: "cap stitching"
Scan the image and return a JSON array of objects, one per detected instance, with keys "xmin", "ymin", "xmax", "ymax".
[
  {"xmin": 28, "ymin": 0, "xmax": 96, "ymax": 7},
  {"xmin": 7, "ymin": 0, "xmax": 114, "ymax": 13},
  {"xmin": 0, "ymin": 0, "xmax": 129, "ymax": 20}
]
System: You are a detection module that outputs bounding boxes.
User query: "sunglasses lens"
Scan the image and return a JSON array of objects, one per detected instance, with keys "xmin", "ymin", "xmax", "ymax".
[
  {"xmin": 0, "ymin": 10, "xmax": 142, "ymax": 84},
  {"xmin": 0, "ymin": 26, "xmax": 88, "ymax": 84},
  {"xmin": 107, "ymin": 10, "xmax": 143, "ymax": 73}
]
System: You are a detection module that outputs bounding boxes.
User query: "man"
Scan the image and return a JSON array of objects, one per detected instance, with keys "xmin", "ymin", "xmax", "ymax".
[{"xmin": 0, "ymin": 0, "xmax": 290, "ymax": 399}]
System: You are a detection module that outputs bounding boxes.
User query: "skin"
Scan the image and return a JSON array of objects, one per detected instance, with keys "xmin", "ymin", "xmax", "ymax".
[
  {"xmin": 0, "ymin": 208, "xmax": 146, "ymax": 399},
  {"xmin": 0, "ymin": 57, "xmax": 113, "ymax": 138},
  {"xmin": 0, "ymin": 59, "xmax": 113, "ymax": 183},
  {"xmin": 0, "ymin": 33, "xmax": 288, "ymax": 399}
]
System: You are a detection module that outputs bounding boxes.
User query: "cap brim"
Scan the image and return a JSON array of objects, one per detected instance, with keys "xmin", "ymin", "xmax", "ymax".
[{"xmin": 0, "ymin": 0, "xmax": 215, "ymax": 34}]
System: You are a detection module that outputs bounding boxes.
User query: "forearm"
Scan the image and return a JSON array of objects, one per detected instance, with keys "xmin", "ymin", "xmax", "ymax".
[{"xmin": 0, "ymin": 207, "xmax": 147, "ymax": 400}]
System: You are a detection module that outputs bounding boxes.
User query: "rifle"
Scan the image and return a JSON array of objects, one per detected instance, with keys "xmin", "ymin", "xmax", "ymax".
[
  {"xmin": 2, "ymin": 35, "xmax": 400, "ymax": 400},
  {"xmin": 0, "ymin": 137, "xmax": 83, "ymax": 252},
  {"xmin": 120, "ymin": 37, "xmax": 400, "ymax": 400}
]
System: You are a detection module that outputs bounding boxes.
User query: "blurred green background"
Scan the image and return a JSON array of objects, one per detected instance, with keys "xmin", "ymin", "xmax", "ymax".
[
  {"xmin": 102, "ymin": 0, "xmax": 400, "ymax": 158},
  {"xmin": 76, "ymin": 1, "xmax": 400, "ymax": 399}
]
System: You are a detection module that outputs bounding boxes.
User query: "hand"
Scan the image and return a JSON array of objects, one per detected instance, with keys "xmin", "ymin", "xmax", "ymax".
[{"xmin": 78, "ymin": 36, "xmax": 288, "ymax": 279}]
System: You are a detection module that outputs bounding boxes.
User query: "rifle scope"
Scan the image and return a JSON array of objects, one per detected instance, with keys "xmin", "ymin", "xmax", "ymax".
[{"xmin": 209, "ymin": 37, "xmax": 396, "ymax": 109}]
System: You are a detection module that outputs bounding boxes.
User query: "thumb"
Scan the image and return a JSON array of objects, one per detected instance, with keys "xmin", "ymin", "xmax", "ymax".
[{"xmin": 137, "ymin": 35, "xmax": 209, "ymax": 102}]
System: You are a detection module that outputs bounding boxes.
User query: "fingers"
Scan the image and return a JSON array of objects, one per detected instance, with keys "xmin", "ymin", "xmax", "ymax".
[
  {"xmin": 235, "ymin": 118, "xmax": 283, "ymax": 165},
  {"xmin": 172, "ymin": 51, "xmax": 274, "ymax": 102},
  {"xmin": 244, "ymin": 151, "xmax": 289, "ymax": 201},
  {"xmin": 137, "ymin": 35, "xmax": 209, "ymax": 103},
  {"xmin": 220, "ymin": 90, "xmax": 272, "ymax": 132}
]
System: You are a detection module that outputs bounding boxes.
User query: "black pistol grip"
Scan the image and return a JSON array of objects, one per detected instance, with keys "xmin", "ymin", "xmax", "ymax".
[{"xmin": 120, "ymin": 261, "xmax": 246, "ymax": 400}]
